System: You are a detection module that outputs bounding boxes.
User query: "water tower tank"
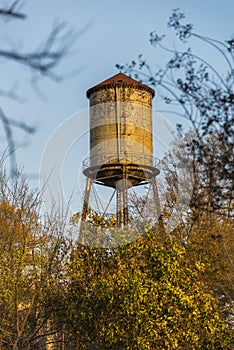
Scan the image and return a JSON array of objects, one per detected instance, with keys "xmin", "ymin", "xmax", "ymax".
[{"xmin": 83, "ymin": 72, "xmax": 159, "ymax": 188}]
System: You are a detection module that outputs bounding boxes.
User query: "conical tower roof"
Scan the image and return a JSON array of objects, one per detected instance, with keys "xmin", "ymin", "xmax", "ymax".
[{"xmin": 86, "ymin": 72, "xmax": 155, "ymax": 98}]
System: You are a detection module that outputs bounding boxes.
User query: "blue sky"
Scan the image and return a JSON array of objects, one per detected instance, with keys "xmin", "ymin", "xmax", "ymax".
[{"xmin": 1, "ymin": 0, "xmax": 233, "ymax": 211}]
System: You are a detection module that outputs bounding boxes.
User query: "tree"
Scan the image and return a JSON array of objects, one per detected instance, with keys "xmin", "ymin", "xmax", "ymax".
[
  {"xmin": 145, "ymin": 133, "xmax": 233, "ymax": 335},
  {"xmin": 116, "ymin": 10, "xmax": 234, "ymax": 326},
  {"xmin": 187, "ymin": 213, "xmax": 234, "ymax": 329},
  {"xmin": 0, "ymin": 0, "xmax": 77, "ymax": 176},
  {"xmin": 117, "ymin": 8, "xmax": 234, "ymax": 217},
  {"xmin": 59, "ymin": 222, "xmax": 233, "ymax": 350},
  {"xmin": 0, "ymin": 167, "xmax": 69, "ymax": 350}
]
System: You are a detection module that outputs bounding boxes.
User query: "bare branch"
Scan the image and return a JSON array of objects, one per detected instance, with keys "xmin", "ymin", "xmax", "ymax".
[
  {"xmin": 0, "ymin": 17, "xmax": 80, "ymax": 171},
  {"xmin": 0, "ymin": 0, "xmax": 26, "ymax": 20},
  {"xmin": 0, "ymin": 22, "xmax": 77, "ymax": 81},
  {"xmin": 0, "ymin": 107, "xmax": 36, "ymax": 177},
  {"xmin": 0, "ymin": 108, "xmax": 16, "ymax": 177},
  {"xmin": 0, "ymin": 83, "xmax": 26, "ymax": 102},
  {"xmin": 7, "ymin": 118, "xmax": 36, "ymax": 134}
]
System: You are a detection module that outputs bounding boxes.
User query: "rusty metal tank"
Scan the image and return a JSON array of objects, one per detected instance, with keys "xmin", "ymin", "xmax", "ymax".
[{"xmin": 83, "ymin": 72, "xmax": 159, "ymax": 188}]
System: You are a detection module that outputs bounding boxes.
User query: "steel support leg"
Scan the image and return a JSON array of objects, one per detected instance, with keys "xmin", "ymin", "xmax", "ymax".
[
  {"xmin": 116, "ymin": 165, "xmax": 128, "ymax": 227},
  {"xmin": 151, "ymin": 177, "xmax": 165, "ymax": 233},
  {"xmin": 79, "ymin": 177, "xmax": 92, "ymax": 243}
]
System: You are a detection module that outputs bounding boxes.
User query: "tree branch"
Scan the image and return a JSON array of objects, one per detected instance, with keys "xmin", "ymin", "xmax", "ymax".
[{"xmin": 0, "ymin": 0, "xmax": 26, "ymax": 20}]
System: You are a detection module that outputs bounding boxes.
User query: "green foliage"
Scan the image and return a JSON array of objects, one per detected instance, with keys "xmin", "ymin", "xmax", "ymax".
[
  {"xmin": 71, "ymin": 209, "xmax": 145, "ymax": 248},
  {"xmin": 0, "ymin": 168, "xmax": 233, "ymax": 349},
  {"xmin": 63, "ymin": 229, "xmax": 231, "ymax": 349},
  {"xmin": 0, "ymin": 169, "xmax": 68, "ymax": 350}
]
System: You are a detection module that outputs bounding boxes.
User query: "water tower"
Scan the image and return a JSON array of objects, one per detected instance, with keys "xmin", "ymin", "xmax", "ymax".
[{"xmin": 80, "ymin": 72, "xmax": 161, "ymax": 238}]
